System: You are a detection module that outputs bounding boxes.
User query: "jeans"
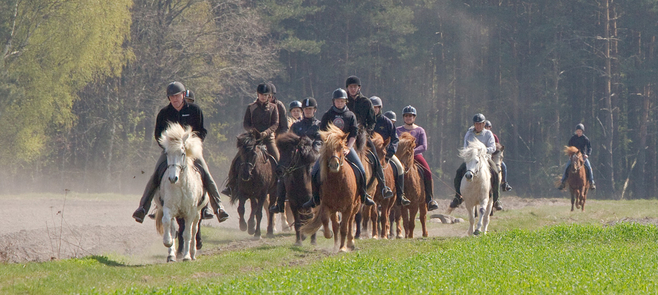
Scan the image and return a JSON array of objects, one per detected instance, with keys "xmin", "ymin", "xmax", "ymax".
[{"xmin": 561, "ymin": 158, "xmax": 593, "ymax": 183}]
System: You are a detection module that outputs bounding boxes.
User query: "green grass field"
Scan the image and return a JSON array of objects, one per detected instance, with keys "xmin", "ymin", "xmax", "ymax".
[{"xmin": 2, "ymin": 198, "xmax": 658, "ymax": 294}]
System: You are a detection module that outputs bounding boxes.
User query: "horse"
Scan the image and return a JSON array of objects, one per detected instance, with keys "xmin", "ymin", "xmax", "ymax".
[
  {"xmin": 459, "ymin": 140, "xmax": 493, "ymax": 236},
  {"xmin": 154, "ymin": 123, "xmax": 208, "ymax": 262},
  {"xmin": 360, "ymin": 133, "xmax": 395, "ymax": 239},
  {"xmin": 395, "ymin": 133, "xmax": 428, "ymax": 238},
  {"xmin": 565, "ymin": 146, "xmax": 589, "ymax": 211},
  {"xmin": 354, "ymin": 129, "xmax": 377, "ymax": 239},
  {"xmin": 276, "ymin": 132, "xmax": 319, "ymax": 246},
  {"xmin": 229, "ymin": 131, "xmax": 277, "ymax": 239},
  {"xmin": 301, "ymin": 124, "xmax": 360, "ymax": 252}
]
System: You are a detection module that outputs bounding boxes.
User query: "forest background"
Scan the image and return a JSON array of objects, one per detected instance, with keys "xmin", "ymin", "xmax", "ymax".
[{"xmin": 1, "ymin": 0, "xmax": 656, "ymax": 200}]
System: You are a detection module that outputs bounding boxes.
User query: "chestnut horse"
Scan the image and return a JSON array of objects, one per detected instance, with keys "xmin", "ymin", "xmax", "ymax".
[
  {"xmin": 301, "ymin": 124, "xmax": 360, "ymax": 252},
  {"xmin": 565, "ymin": 146, "xmax": 589, "ymax": 211},
  {"xmin": 395, "ymin": 133, "xmax": 428, "ymax": 238},
  {"xmin": 276, "ymin": 132, "xmax": 318, "ymax": 246},
  {"xmin": 229, "ymin": 131, "xmax": 276, "ymax": 239},
  {"xmin": 360, "ymin": 133, "xmax": 395, "ymax": 239}
]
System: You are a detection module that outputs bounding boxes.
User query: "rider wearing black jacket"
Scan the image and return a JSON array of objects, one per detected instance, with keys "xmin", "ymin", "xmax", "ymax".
[{"xmin": 132, "ymin": 81, "xmax": 229, "ymax": 224}]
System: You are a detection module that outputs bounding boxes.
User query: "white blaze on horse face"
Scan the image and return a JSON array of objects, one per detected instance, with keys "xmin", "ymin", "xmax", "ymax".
[
  {"xmin": 167, "ymin": 147, "xmax": 186, "ymax": 183},
  {"xmin": 464, "ymin": 157, "xmax": 480, "ymax": 181}
]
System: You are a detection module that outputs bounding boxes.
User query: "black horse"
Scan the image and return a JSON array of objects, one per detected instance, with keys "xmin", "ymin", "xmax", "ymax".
[{"xmin": 276, "ymin": 132, "xmax": 319, "ymax": 245}]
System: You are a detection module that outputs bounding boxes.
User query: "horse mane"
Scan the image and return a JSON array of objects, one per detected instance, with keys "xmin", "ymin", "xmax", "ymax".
[
  {"xmin": 370, "ymin": 132, "xmax": 385, "ymax": 159},
  {"xmin": 397, "ymin": 132, "xmax": 416, "ymax": 158},
  {"xmin": 236, "ymin": 131, "xmax": 259, "ymax": 152},
  {"xmin": 564, "ymin": 146, "xmax": 579, "ymax": 156},
  {"xmin": 318, "ymin": 124, "xmax": 347, "ymax": 182},
  {"xmin": 159, "ymin": 122, "xmax": 203, "ymax": 161},
  {"xmin": 276, "ymin": 132, "xmax": 301, "ymax": 150},
  {"xmin": 276, "ymin": 132, "xmax": 317, "ymax": 166},
  {"xmin": 459, "ymin": 140, "xmax": 487, "ymax": 163}
]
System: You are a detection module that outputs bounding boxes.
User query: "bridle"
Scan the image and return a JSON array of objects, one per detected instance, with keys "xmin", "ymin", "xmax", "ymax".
[
  {"xmin": 168, "ymin": 152, "xmax": 187, "ymax": 171},
  {"xmin": 280, "ymin": 147, "xmax": 306, "ymax": 176}
]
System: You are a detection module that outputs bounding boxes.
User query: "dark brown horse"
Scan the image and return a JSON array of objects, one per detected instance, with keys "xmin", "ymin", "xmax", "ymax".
[
  {"xmin": 301, "ymin": 125, "xmax": 360, "ymax": 252},
  {"xmin": 360, "ymin": 133, "xmax": 395, "ymax": 239},
  {"xmin": 276, "ymin": 132, "xmax": 319, "ymax": 246},
  {"xmin": 230, "ymin": 131, "xmax": 277, "ymax": 238},
  {"xmin": 565, "ymin": 146, "xmax": 589, "ymax": 211},
  {"xmin": 354, "ymin": 130, "xmax": 376, "ymax": 239},
  {"xmin": 395, "ymin": 133, "xmax": 428, "ymax": 238}
]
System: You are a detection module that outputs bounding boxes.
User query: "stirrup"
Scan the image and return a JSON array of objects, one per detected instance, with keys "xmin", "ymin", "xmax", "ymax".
[
  {"xmin": 449, "ymin": 196, "xmax": 462, "ymax": 209},
  {"xmin": 382, "ymin": 186, "xmax": 394, "ymax": 199},
  {"xmin": 399, "ymin": 194, "xmax": 411, "ymax": 206},
  {"xmin": 427, "ymin": 200, "xmax": 439, "ymax": 211},
  {"xmin": 269, "ymin": 204, "xmax": 285, "ymax": 213},
  {"xmin": 557, "ymin": 182, "xmax": 566, "ymax": 190}
]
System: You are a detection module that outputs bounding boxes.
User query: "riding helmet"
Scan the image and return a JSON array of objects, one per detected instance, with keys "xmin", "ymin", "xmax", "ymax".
[
  {"xmin": 369, "ymin": 96, "xmax": 383, "ymax": 107},
  {"xmin": 402, "ymin": 105, "xmax": 417, "ymax": 116},
  {"xmin": 345, "ymin": 76, "xmax": 361, "ymax": 87},
  {"xmin": 302, "ymin": 97, "xmax": 318, "ymax": 108},
  {"xmin": 384, "ymin": 111, "xmax": 397, "ymax": 122},
  {"xmin": 332, "ymin": 88, "xmax": 348, "ymax": 100},
  {"xmin": 256, "ymin": 83, "xmax": 271, "ymax": 94},
  {"xmin": 484, "ymin": 120, "xmax": 492, "ymax": 128},
  {"xmin": 268, "ymin": 82, "xmax": 277, "ymax": 94},
  {"xmin": 166, "ymin": 81, "xmax": 185, "ymax": 97},
  {"xmin": 473, "ymin": 113, "xmax": 486, "ymax": 123},
  {"xmin": 289, "ymin": 100, "xmax": 302, "ymax": 110},
  {"xmin": 185, "ymin": 89, "xmax": 195, "ymax": 102},
  {"xmin": 576, "ymin": 123, "xmax": 585, "ymax": 131}
]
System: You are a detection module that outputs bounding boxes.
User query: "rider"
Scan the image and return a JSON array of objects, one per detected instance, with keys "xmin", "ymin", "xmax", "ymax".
[
  {"xmin": 558, "ymin": 123, "xmax": 596, "ymax": 190},
  {"xmin": 396, "ymin": 105, "xmax": 440, "ymax": 211},
  {"xmin": 345, "ymin": 76, "xmax": 394, "ymax": 199},
  {"xmin": 383, "ymin": 111, "xmax": 397, "ymax": 124},
  {"xmin": 370, "ymin": 96, "xmax": 411, "ymax": 206},
  {"xmin": 288, "ymin": 100, "xmax": 303, "ymax": 122},
  {"xmin": 448, "ymin": 113, "xmax": 500, "ymax": 213},
  {"xmin": 302, "ymin": 88, "xmax": 376, "ymax": 208},
  {"xmin": 132, "ymin": 81, "xmax": 229, "ymax": 224},
  {"xmin": 270, "ymin": 97, "xmax": 321, "ymax": 213},
  {"xmin": 221, "ymin": 83, "xmax": 280, "ymax": 197},
  {"xmin": 184, "ymin": 89, "xmax": 195, "ymax": 104}
]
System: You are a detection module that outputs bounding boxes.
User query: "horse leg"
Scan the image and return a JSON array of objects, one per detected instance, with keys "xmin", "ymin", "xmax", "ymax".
[
  {"xmin": 285, "ymin": 202, "xmax": 295, "ymax": 231},
  {"xmin": 474, "ymin": 203, "xmax": 486, "ymax": 236},
  {"xmin": 466, "ymin": 205, "xmax": 476, "ymax": 236},
  {"xmin": 181, "ymin": 217, "xmax": 194, "ymax": 261},
  {"xmin": 189, "ymin": 216, "xmax": 200, "ymax": 260},
  {"xmin": 401, "ymin": 206, "xmax": 410, "ymax": 238},
  {"xmin": 419, "ymin": 200, "xmax": 428, "ymax": 238},
  {"xmin": 162, "ymin": 208, "xmax": 174, "ymax": 247},
  {"xmin": 196, "ymin": 220, "xmax": 202, "ymax": 250},
  {"xmin": 346, "ymin": 207, "xmax": 359, "ymax": 251},
  {"xmin": 370, "ymin": 205, "xmax": 379, "ymax": 239},
  {"xmin": 408, "ymin": 205, "xmax": 418, "ymax": 239},
  {"xmin": 322, "ymin": 209, "xmax": 332, "ymax": 239},
  {"xmin": 570, "ymin": 190, "xmax": 575, "ymax": 212},
  {"xmin": 361, "ymin": 207, "xmax": 369, "ymax": 239},
  {"xmin": 380, "ymin": 204, "xmax": 390, "ymax": 240},
  {"xmin": 293, "ymin": 211, "xmax": 303, "ymax": 246},
  {"xmin": 247, "ymin": 198, "xmax": 257, "ymax": 235},
  {"xmin": 581, "ymin": 189, "xmax": 587, "ymax": 212},
  {"xmin": 339, "ymin": 210, "xmax": 350, "ymax": 252},
  {"xmin": 164, "ymin": 216, "xmax": 176, "ymax": 262},
  {"xmin": 253, "ymin": 197, "xmax": 265, "ymax": 239},
  {"xmin": 238, "ymin": 199, "xmax": 247, "ymax": 231},
  {"xmin": 330, "ymin": 212, "xmax": 340, "ymax": 251},
  {"xmin": 266, "ymin": 196, "xmax": 275, "ymax": 238},
  {"xmin": 482, "ymin": 198, "xmax": 493, "ymax": 234},
  {"xmin": 354, "ymin": 211, "xmax": 362, "ymax": 240}
]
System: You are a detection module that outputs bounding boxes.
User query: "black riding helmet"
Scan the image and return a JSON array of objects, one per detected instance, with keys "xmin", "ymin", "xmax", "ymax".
[
  {"xmin": 473, "ymin": 113, "xmax": 486, "ymax": 123},
  {"xmin": 166, "ymin": 81, "xmax": 185, "ymax": 97},
  {"xmin": 576, "ymin": 123, "xmax": 585, "ymax": 131},
  {"xmin": 369, "ymin": 96, "xmax": 382, "ymax": 107},
  {"xmin": 257, "ymin": 83, "xmax": 271, "ymax": 94},
  {"xmin": 289, "ymin": 100, "xmax": 302, "ymax": 110},
  {"xmin": 268, "ymin": 82, "xmax": 277, "ymax": 94},
  {"xmin": 384, "ymin": 111, "xmax": 397, "ymax": 122},
  {"xmin": 302, "ymin": 97, "xmax": 318, "ymax": 108},
  {"xmin": 333, "ymin": 88, "xmax": 348, "ymax": 100},
  {"xmin": 345, "ymin": 76, "xmax": 361, "ymax": 87},
  {"xmin": 402, "ymin": 105, "xmax": 417, "ymax": 116},
  {"xmin": 185, "ymin": 89, "xmax": 195, "ymax": 103},
  {"xmin": 484, "ymin": 120, "xmax": 492, "ymax": 128}
]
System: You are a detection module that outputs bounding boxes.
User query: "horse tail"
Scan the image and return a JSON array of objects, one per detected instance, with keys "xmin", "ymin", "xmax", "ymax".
[
  {"xmin": 301, "ymin": 205, "xmax": 325, "ymax": 236},
  {"xmin": 155, "ymin": 209, "xmax": 164, "ymax": 235}
]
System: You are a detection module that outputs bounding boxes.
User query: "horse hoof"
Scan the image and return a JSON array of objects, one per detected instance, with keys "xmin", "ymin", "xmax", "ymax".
[
  {"xmin": 239, "ymin": 219, "xmax": 247, "ymax": 231},
  {"xmin": 183, "ymin": 257, "xmax": 191, "ymax": 262},
  {"xmin": 266, "ymin": 233, "xmax": 275, "ymax": 239},
  {"xmin": 311, "ymin": 239, "xmax": 317, "ymax": 246},
  {"xmin": 167, "ymin": 256, "xmax": 176, "ymax": 263},
  {"xmin": 473, "ymin": 230, "xmax": 481, "ymax": 236},
  {"xmin": 294, "ymin": 241, "xmax": 303, "ymax": 247},
  {"xmin": 252, "ymin": 235, "xmax": 262, "ymax": 241},
  {"xmin": 339, "ymin": 247, "xmax": 348, "ymax": 253},
  {"xmin": 164, "ymin": 242, "xmax": 173, "ymax": 248}
]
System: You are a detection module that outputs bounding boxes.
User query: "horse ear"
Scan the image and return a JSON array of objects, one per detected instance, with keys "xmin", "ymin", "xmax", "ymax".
[{"xmin": 182, "ymin": 132, "xmax": 190, "ymax": 143}]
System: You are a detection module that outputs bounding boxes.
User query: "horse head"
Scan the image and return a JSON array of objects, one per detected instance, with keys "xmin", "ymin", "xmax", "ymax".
[
  {"xmin": 319, "ymin": 124, "xmax": 348, "ymax": 179},
  {"xmin": 564, "ymin": 146, "xmax": 583, "ymax": 174},
  {"xmin": 276, "ymin": 132, "xmax": 318, "ymax": 176},
  {"xmin": 370, "ymin": 133, "xmax": 389, "ymax": 166},
  {"xmin": 237, "ymin": 132, "xmax": 261, "ymax": 181},
  {"xmin": 159, "ymin": 123, "xmax": 202, "ymax": 184},
  {"xmin": 460, "ymin": 140, "xmax": 488, "ymax": 182},
  {"xmin": 396, "ymin": 133, "xmax": 416, "ymax": 170}
]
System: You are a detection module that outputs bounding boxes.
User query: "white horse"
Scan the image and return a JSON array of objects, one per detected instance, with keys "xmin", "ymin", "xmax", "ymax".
[
  {"xmin": 155, "ymin": 123, "xmax": 208, "ymax": 262},
  {"xmin": 459, "ymin": 140, "xmax": 493, "ymax": 236}
]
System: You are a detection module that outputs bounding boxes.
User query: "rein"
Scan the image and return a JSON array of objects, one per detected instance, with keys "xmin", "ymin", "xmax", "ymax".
[{"xmin": 280, "ymin": 148, "xmax": 306, "ymax": 176}]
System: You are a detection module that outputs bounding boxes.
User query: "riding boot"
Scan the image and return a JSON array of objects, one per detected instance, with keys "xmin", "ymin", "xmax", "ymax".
[
  {"xmin": 368, "ymin": 151, "xmax": 394, "ymax": 199},
  {"xmin": 423, "ymin": 174, "xmax": 439, "ymax": 211},
  {"xmin": 269, "ymin": 178, "xmax": 287, "ymax": 213},
  {"xmin": 302, "ymin": 167, "xmax": 321, "ymax": 209},
  {"xmin": 201, "ymin": 204, "xmax": 214, "ymax": 220},
  {"xmin": 221, "ymin": 156, "xmax": 239, "ymax": 197},
  {"xmin": 557, "ymin": 181, "xmax": 566, "ymax": 190},
  {"xmin": 353, "ymin": 161, "xmax": 375, "ymax": 206},
  {"xmin": 133, "ymin": 154, "xmax": 168, "ymax": 223},
  {"xmin": 449, "ymin": 163, "xmax": 466, "ymax": 210},
  {"xmin": 396, "ymin": 173, "xmax": 411, "ymax": 206}
]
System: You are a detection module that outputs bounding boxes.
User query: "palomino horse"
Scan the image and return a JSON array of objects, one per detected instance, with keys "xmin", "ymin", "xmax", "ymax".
[
  {"xmin": 395, "ymin": 133, "xmax": 428, "ymax": 238},
  {"xmin": 230, "ymin": 131, "xmax": 276, "ymax": 239},
  {"xmin": 361, "ymin": 133, "xmax": 395, "ymax": 239},
  {"xmin": 459, "ymin": 140, "xmax": 493, "ymax": 236},
  {"xmin": 276, "ymin": 132, "xmax": 319, "ymax": 246},
  {"xmin": 301, "ymin": 124, "xmax": 360, "ymax": 252},
  {"xmin": 565, "ymin": 146, "xmax": 589, "ymax": 211},
  {"xmin": 154, "ymin": 123, "xmax": 208, "ymax": 262}
]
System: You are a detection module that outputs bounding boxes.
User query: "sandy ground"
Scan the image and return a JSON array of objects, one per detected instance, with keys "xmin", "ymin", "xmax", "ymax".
[{"xmin": 0, "ymin": 194, "xmax": 601, "ymax": 264}]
